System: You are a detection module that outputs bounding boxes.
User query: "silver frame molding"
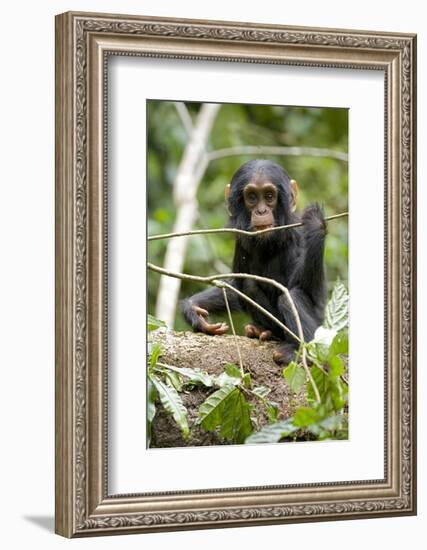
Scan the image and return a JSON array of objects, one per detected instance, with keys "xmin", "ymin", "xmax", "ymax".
[{"xmin": 55, "ymin": 11, "xmax": 417, "ymax": 538}]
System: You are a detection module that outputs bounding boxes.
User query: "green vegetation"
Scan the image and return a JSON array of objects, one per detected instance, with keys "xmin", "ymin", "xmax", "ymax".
[{"xmin": 148, "ymin": 281, "xmax": 349, "ymax": 446}]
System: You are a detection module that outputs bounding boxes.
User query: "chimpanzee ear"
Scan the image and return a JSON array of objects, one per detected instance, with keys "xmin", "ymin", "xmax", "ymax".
[
  {"xmin": 224, "ymin": 183, "xmax": 232, "ymax": 215},
  {"xmin": 290, "ymin": 179, "xmax": 298, "ymax": 212},
  {"xmin": 224, "ymin": 183, "xmax": 231, "ymax": 201}
]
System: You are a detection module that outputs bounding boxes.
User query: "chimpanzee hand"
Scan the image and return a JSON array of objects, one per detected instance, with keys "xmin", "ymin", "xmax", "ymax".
[
  {"xmin": 191, "ymin": 305, "xmax": 229, "ymax": 336},
  {"xmin": 301, "ymin": 203, "xmax": 327, "ymax": 236}
]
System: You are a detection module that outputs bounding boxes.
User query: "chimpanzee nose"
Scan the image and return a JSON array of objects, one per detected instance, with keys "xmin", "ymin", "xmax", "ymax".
[{"xmin": 256, "ymin": 207, "xmax": 268, "ymax": 215}]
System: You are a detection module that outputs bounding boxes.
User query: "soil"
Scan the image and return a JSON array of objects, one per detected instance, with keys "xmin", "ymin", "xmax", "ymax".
[{"xmin": 150, "ymin": 329, "xmax": 305, "ymax": 448}]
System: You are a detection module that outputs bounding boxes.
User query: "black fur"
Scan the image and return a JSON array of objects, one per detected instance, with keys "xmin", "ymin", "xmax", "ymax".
[{"xmin": 181, "ymin": 160, "xmax": 327, "ymax": 361}]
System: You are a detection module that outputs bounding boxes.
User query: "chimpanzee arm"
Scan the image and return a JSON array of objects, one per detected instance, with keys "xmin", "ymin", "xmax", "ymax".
[
  {"xmin": 297, "ymin": 203, "xmax": 327, "ymax": 305},
  {"xmin": 181, "ymin": 283, "xmax": 241, "ymax": 335}
]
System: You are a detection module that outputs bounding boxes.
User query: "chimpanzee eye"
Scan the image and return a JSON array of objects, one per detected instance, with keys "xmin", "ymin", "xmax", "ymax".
[
  {"xmin": 247, "ymin": 192, "xmax": 257, "ymax": 203},
  {"xmin": 265, "ymin": 192, "xmax": 274, "ymax": 202}
]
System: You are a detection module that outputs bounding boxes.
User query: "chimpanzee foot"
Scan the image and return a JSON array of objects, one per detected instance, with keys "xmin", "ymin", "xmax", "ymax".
[
  {"xmin": 272, "ymin": 343, "xmax": 296, "ymax": 365},
  {"xmin": 244, "ymin": 324, "xmax": 273, "ymax": 341},
  {"xmin": 259, "ymin": 330, "xmax": 273, "ymax": 342},
  {"xmin": 244, "ymin": 324, "xmax": 261, "ymax": 338}
]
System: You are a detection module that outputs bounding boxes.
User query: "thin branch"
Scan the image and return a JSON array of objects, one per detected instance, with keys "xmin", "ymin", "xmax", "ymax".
[
  {"xmin": 147, "ymin": 263, "xmax": 300, "ymax": 342},
  {"xmin": 148, "ymin": 211, "xmax": 348, "ymax": 242},
  {"xmin": 222, "ymin": 288, "xmax": 244, "ymax": 377},
  {"xmin": 206, "ymin": 145, "xmax": 348, "ymax": 163}
]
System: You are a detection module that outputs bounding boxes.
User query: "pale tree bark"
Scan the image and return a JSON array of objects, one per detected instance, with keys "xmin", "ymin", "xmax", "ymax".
[{"xmin": 155, "ymin": 103, "xmax": 221, "ymax": 326}]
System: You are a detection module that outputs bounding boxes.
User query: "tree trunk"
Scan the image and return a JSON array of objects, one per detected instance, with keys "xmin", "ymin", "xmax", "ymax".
[{"xmin": 150, "ymin": 329, "xmax": 305, "ymax": 448}]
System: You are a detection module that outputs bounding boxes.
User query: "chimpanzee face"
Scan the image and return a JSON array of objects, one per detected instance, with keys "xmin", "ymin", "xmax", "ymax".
[
  {"xmin": 243, "ymin": 176, "xmax": 278, "ymax": 230},
  {"xmin": 227, "ymin": 159, "xmax": 298, "ymax": 234}
]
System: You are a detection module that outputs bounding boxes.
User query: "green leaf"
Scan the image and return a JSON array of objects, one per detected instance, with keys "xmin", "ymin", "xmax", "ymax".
[
  {"xmin": 149, "ymin": 343, "xmax": 161, "ymax": 370},
  {"xmin": 293, "ymin": 406, "xmax": 320, "ymax": 427},
  {"xmin": 266, "ymin": 402, "xmax": 279, "ymax": 423},
  {"xmin": 245, "ymin": 418, "xmax": 298, "ymax": 444},
  {"xmin": 197, "ymin": 386, "xmax": 253, "ymax": 443},
  {"xmin": 329, "ymin": 330, "xmax": 349, "ymax": 356},
  {"xmin": 147, "ymin": 378, "xmax": 157, "ymax": 423},
  {"xmin": 150, "ymin": 375, "xmax": 189, "ymax": 439},
  {"xmin": 307, "ymin": 366, "xmax": 328, "ymax": 403},
  {"xmin": 313, "ymin": 326, "xmax": 337, "ymax": 346},
  {"xmin": 147, "ymin": 377, "xmax": 157, "ymax": 447},
  {"xmin": 163, "ymin": 364, "xmax": 215, "ymax": 387},
  {"xmin": 318, "ymin": 413, "xmax": 346, "ymax": 432},
  {"xmin": 328, "ymin": 355, "xmax": 344, "ymax": 379},
  {"xmin": 165, "ymin": 370, "xmax": 182, "ymax": 392},
  {"xmin": 219, "ymin": 389, "xmax": 253, "ymax": 443},
  {"xmin": 330, "ymin": 378, "xmax": 348, "ymax": 411},
  {"xmin": 243, "ymin": 372, "xmax": 252, "ymax": 388},
  {"xmin": 252, "ymin": 385, "xmax": 271, "ymax": 399},
  {"xmin": 224, "ymin": 363, "xmax": 242, "ymax": 379},
  {"xmin": 197, "ymin": 385, "xmax": 236, "ymax": 429},
  {"xmin": 147, "ymin": 314, "xmax": 166, "ymax": 332},
  {"xmin": 324, "ymin": 281, "xmax": 349, "ymax": 331},
  {"xmin": 283, "ymin": 362, "xmax": 306, "ymax": 393},
  {"xmin": 214, "ymin": 370, "xmax": 242, "ymax": 387}
]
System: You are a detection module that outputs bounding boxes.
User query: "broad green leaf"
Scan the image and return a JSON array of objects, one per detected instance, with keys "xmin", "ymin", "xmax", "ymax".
[
  {"xmin": 219, "ymin": 389, "xmax": 253, "ymax": 443},
  {"xmin": 149, "ymin": 343, "xmax": 162, "ymax": 370},
  {"xmin": 318, "ymin": 413, "xmax": 346, "ymax": 432},
  {"xmin": 214, "ymin": 371, "xmax": 242, "ymax": 388},
  {"xmin": 328, "ymin": 355, "xmax": 344, "ymax": 379},
  {"xmin": 283, "ymin": 362, "xmax": 306, "ymax": 393},
  {"xmin": 224, "ymin": 363, "xmax": 243, "ymax": 379},
  {"xmin": 293, "ymin": 406, "xmax": 320, "ymax": 427},
  {"xmin": 329, "ymin": 330, "xmax": 349, "ymax": 356},
  {"xmin": 197, "ymin": 385, "xmax": 236, "ymax": 430},
  {"xmin": 306, "ymin": 340, "xmax": 329, "ymax": 364},
  {"xmin": 324, "ymin": 281, "xmax": 349, "ymax": 331},
  {"xmin": 166, "ymin": 370, "xmax": 182, "ymax": 392},
  {"xmin": 245, "ymin": 418, "xmax": 298, "ymax": 444},
  {"xmin": 266, "ymin": 402, "xmax": 279, "ymax": 423},
  {"xmin": 252, "ymin": 385, "xmax": 271, "ymax": 399},
  {"xmin": 163, "ymin": 364, "xmax": 215, "ymax": 387},
  {"xmin": 150, "ymin": 375, "xmax": 189, "ymax": 439},
  {"xmin": 147, "ymin": 378, "xmax": 157, "ymax": 447},
  {"xmin": 147, "ymin": 378, "xmax": 157, "ymax": 423},
  {"xmin": 147, "ymin": 314, "xmax": 166, "ymax": 332},
  {"xmin": 308, "ymin": 366, "xmax": 328, "ymax": 403},
  {"xmin": 307, "ymin": 413, "xmax": 348, "ymax": 439},
  {"xmin": 330, "ymin": 378, "xmax": 348, "ymax": 411},
  {"xmin": 313, "ymin": 326, "xmax": 337, "ymax": 346},
  {"xmin": 243, "ymin": 372, "xmax": 252, "ymax": 388}
]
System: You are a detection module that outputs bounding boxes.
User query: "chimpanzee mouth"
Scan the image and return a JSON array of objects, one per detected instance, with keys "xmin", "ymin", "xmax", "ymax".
[{"xmin": 254, "ymin": 225, "xmax": 273, "ymax": 231}]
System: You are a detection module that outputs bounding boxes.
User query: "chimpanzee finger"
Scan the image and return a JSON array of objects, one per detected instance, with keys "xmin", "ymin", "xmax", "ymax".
[
  {"xmin": 212, "ymin": 323, "xmax": 229, "ymax": 335},
  {"xmin": 193, "ymin": 305, "xmax": 209, "ymax": 317},
  {"xmin": 198, "ymin": 317, "xmax": 222, "ymax": 333}
]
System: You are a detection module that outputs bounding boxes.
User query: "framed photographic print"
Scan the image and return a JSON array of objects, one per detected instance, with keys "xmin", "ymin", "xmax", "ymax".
[{"xmin": 55, "ymin": 11, "xmax": 417, "ymax": 537}]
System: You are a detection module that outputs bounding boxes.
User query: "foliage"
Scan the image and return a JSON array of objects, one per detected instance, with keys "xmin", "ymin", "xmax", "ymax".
[
  {"xmin": 147, "ymin": 281, "xmax": 349, "ymax": 446},
  {"xmin": 246, "ymin": 281, "xmax": 349, "ymax": 444},
  {"xmin": 147, "ymin": 101, "xmax": 348, "ymax": 332},
  {"xmin": 324, "ymin": 280, "xmax": 349, "ymax": 332}
]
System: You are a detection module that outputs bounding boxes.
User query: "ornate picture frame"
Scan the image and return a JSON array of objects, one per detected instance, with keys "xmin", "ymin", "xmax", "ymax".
[{"xmin": 55, "ymin": 11, "xmax": 416, "ymax": 537}]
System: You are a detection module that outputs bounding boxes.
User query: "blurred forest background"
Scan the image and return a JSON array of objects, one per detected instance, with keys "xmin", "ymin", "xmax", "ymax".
[{"xmin": 147, "ymin": 100, "xmax": 348, "ymax": 332}]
